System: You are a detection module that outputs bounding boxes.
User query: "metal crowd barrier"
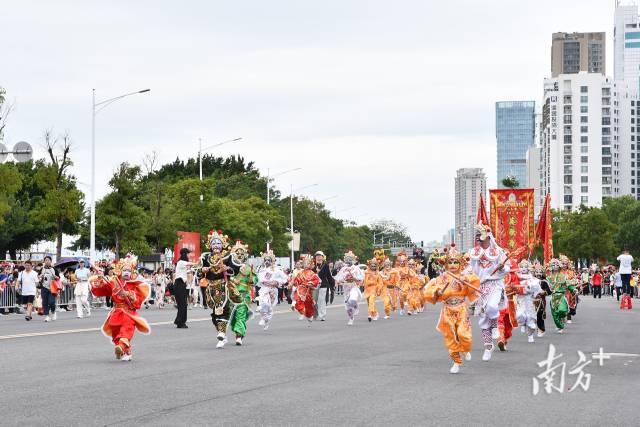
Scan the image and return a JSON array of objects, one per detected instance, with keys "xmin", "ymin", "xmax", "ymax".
[{"xmin": 0, "ymin": 284, "xmax": 19, "ymax": 311}]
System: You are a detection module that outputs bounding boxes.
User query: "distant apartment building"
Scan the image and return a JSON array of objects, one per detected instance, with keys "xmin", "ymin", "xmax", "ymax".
[
  {"xmin": 454, "ymin": 168, "xmax": 486, "ymax": 252},
  {"xmin": 551, "ymin": 32, "xmax": 606, "ymax": 77},
  {"xmin": 496, "ymin": 101, "xmax": 536, "ymax": 187}
]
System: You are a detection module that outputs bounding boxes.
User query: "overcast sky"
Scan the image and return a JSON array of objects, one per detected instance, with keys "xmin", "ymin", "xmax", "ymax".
[{"xmin": 1, "ymin": 0, "xmax": 616, "ymax": 242}]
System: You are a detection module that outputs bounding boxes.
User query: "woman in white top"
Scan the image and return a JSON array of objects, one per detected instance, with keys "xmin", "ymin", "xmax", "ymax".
[
  {"xmin": 18, "ymin": 261, "xmax": 39, "ymax": 321},
  {"xmin": 174, "ymin": 248, "xmax": 193, "ymax": 328}
]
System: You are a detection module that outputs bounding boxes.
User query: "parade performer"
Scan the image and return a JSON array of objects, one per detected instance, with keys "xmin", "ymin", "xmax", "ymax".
[
  {"xmin": 224, "ymin": 240, "xmax": 255, "ymax": 346},
  {"xmin": 423, "ymin": 245, "xmax": 480, "ymax": 374},
  {"xmin": 515, "ymin": 260, "xmax": 542, "ymax": 343},
  {"xmin": 292, "ymin": 255, "xmax": 321, "ymax": 323},
  {"xmin": 395, "ymin": 251, "xmax": 413, "ymax": 316},
  {"xmin": 90, "ymin": 254, "xmax": 151, "ymax": 361},
  {"xmin": 546, "ymin": 258, "xmax": 576, "ymax": 333},
  {"xmin": 257, "ymin": 250, "xmax": 288, "ymax": 330},
  {"xmin": 407, "ymin": 258, "xmax": 424, "ymax": 315},
  {"xmin": 467, "ymin": 223, "xmax": 509, "ymax": 361},
  {"xmin": 199, "ymin": 230, "xmax": 235, "ymax": 348},
  {"xmin": 362, "ymin": 258, "xmax": 384, "ymax": 322},
  {"xmin": 373, "ymin": 249, "xmax": 387, "ymax": 271},
  {"xmin": 497, "ymin": 259, "xmax": 520, "ymax": 351},
  {"xmin": 335, "ymin": 251, "xmax": 364, "ymax": 325},
  {"xmin": 379, "ymin": 259, "xmax": 400, "ymax": 319},
  {"xmin": 560, "ymin": 255, "xmax": 578, "ymax": 322},
  {"xmin": 532, "ymin": 261, "xmax": 552, "ymax": 337}
]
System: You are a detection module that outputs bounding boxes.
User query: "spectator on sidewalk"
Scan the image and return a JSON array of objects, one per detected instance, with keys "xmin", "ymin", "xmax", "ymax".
[
  {"xmin": 39, "ymin": 256, "xmax": 59, "ymax": 322},
  {"xmin": 614, "ymin": 268, "xmax": 623, "ymax": 302},
  {"xmin": 74, "ymin": 260, "xmax": 91, "ymax": 318},
  {"xmin": 617, "ymin": 250, "xmax": 634, "ymax": 296},
  {"xmin": 580, "ymin": 268, "xmax": 590, "ymax": 295},
  {"xmin": 173, "ymin": 248, "xmax": 192, "ymax": 329},
  {"xmin": 18, "ymin": 261, "xmax": 39, "ymax": 321},
  {"xmin": 591, "ymin": 268, "xmax": 603, "ymax": 299}
]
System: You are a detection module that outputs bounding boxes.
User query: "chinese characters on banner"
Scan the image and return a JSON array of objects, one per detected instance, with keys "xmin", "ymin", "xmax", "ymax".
[
  {"xmin": 489, "ymin": 189, "xmax": 535, "ymax": 255},
  {"xmin": 172, "ymin": 231, "xmax": 201, "ymax": 264}
]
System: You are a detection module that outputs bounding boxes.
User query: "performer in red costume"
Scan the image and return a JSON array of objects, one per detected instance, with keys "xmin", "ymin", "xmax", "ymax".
[
  {"xmin": 90, "ymin": 254, "xmax": 151, "ymax": 361},
  {"xmin": 497, "ymin": 258, "xmax": 521, "ymax": 352},
  {"xmin": 292, "ymin": 255, "xmax": 321, "ymax": 323}
]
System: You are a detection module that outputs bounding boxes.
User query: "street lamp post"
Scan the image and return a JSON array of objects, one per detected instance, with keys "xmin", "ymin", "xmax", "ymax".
[
  {"xmin": 265, "ymin": 167, "xmax": 302, "ymax": 251},
  {"xmin": 198, "ymin": 137, "xmax": 242, "ymax": 201},
  {"xmin": 91, "ymin": 88, "xmax": 150, "ymax": 262}
]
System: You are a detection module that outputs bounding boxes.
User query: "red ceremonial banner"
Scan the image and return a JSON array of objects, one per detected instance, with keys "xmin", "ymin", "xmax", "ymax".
[
  {"xmin": 489, "ymin": 189, "xmax": 535, "ymax": 254},
  {"xmin": 535, "ymin": 194, "xmax": 554, "ymax": 264},
  {"xmin": 173, "ymin": 231, "xmax": 201, "ymax": 264}
]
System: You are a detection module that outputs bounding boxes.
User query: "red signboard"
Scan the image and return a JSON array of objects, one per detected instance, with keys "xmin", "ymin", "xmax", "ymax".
[
  {"xmin": 173, "ymin": 231, "xmax": 201, "ymax": 264},
  {"xmin": 489, "ymin": 189, "xmax": 535, "ymax": 254}
]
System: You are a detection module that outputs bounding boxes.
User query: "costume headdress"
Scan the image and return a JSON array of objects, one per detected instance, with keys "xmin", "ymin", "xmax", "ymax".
[
  {"xmin": 344, "ymin": 250, "xmax": 356, "ymax": 265},
  {"xmin": 474, "ymin": 222, "xmax": 492, "ymax": 241},
  {"xmin": 518, "ymin": 259, "xmax": 531, "ymax": 271},
  {"xmin": 261, "ymin": 250, "xmax": 277, "ymax": 266},
  {"xmin": 112, "ymin": 253, "xmax": 138, "ymax": 277},
  {"xmin": 207, "ymin": 229, "xmax": 230, "ymax": 251},
  {"xmin": 438, "ymin": 244, "xmax": 470, "ymax": 268},
  {"xmin": 300, "ymin": 254, "xmax": 313, "ymax": 268},
  {"xmin": 396, "ymin": 251, "xmax": 408, "ymax": 264},
  {"xmin": 367, "ymin": 258, "xmax": 379, "ymax": 269},
  {"xmin": 547, "ymin": 258, "xmax": 562, "ymax": 271}
]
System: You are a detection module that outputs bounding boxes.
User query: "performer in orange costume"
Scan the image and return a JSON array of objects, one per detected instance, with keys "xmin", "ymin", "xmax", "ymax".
[
  {"xmin": 380, "ymin": 259, "xmax": 400, "ymax": 319},
  {"xmin": 90, "ymin": 254, "xmax": 151, "ymax": 361},
  {"xmin": 407, "ymin": 259, "xmax": 424, "ymax": 315},
  {"xmin": 363, "ymin": 258, "xmax": 384, "ymax": 322},
  {"xmin": 292, "ymin": 255, "xmax": 321, "ymax": 323},
  {"xmin": 423, "ymin": 245, "xmax": 480, "ymax": 374},
  {"xmin": 395, "ymin": 251, "xmax": 413, "ymax": 315}
]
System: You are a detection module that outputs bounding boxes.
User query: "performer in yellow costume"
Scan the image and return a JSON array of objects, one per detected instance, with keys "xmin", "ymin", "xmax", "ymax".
[
  {"xmin": 395, "ymin": 251, "xmax": 413, "ymax": 315},
  {"xmin": 379, "ymin": 259, "xmax": 399, "ymax": 319},
  {"xmin": 363, "ymin": 258, "xmax": 384, "ymax": 322},
  {"xmin": 424, "ymin": 245, "xmax": 480, "ymax": 374},
  {"xmin": 407, "ymin": 259, "xmax": 424, "ymax": 315}
]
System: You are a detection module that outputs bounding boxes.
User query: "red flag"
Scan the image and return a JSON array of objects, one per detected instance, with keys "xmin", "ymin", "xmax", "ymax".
[
  {"xmin": 535, "ymin": 194, "xmax": 554, "ymax": 264},
  {"xmin": 476, "ymin": 193, "xmax": 490, "ymax": 227}
]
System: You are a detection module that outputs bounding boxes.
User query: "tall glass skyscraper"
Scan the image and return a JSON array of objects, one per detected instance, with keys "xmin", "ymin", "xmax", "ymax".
[{"xmin": 496, "ymin": 101, "xmax": 536, "ymax": 188}]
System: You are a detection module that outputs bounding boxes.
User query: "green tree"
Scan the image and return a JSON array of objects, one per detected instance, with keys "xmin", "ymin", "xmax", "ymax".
[
  {"xmin": 0, "ymin": 160, "xmax": 52, "ymax": 259},
  {"xmin": 501, "ymin": 175, "xmax": 520, "ymax": 188},
  {"xmin": 337, "ymin": 225, "xmax": 373, "ymax": 261},
  {"xmin": 553, "ymin": 207, "xmax": 617, "ymax": 265},
  {"xmin": 32, "ymin": 133, "xmax": 84, "ymax": 257},
  {"xmin": 0, "ymin": 162, "xmax": 21, "ymax": 225},
  {"xmin": 96, "ymin": 163, "xmax": 150, "ymax": 258}
]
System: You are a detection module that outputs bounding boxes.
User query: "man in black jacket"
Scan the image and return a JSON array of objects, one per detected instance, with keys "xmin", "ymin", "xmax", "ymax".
[{"xmin": 313, "ymin": 251, "xmax": 335, "ymax": 321}]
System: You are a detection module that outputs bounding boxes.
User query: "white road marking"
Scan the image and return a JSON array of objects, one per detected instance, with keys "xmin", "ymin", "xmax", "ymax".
[{"xmin": 0, "ymin": 301, "xmax": 360, "ymax": 340}]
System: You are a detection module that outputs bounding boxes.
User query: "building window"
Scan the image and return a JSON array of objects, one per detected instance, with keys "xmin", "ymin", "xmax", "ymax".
[
  {"xmin": 603, "ymin": 157, "xmax": 612, "ymax": 165},
  {"xmin": 581, "ymin": 146, "xmax": 588, "ymax": 153},
  {"xmin": 564, "ymin": 146, "xmax": 572, "ymax": 154},
  {"xmin": 581, "ymin": 176, "xmax": 588, "ymax": 183},
  {"xmin": 564, "ymin": 135, "xmax": 572, "ymax": 144},
  {"xmin": 603, "ymin": 167, "xmax": 612, "ymax": 175},
  {"xmin": 581, "ymin": 126, "xmax": 588, "ymax": 133},
  {"xmin": 602, "ymin": 176, "xmax": 612, "ymax": 185},
  {"xmin": 581, "ymin": 86, "xmax": 588, "ymax": 93},
  {"xmin": 564, "ymin": 195, "xmax": 573, "ymax": 204},
  {"xmin": 581, "ymin": 186, "xmax": 589, "ymax": 193},
  {"xmin": 581, "ymin": 136, "xmax": 588, "ymax": 143},
  {"xmin": 580, "ymin": 116, "xmax": 588, "ymax": 123},
  {"xmin": 581, "ymin": 196, "xmax": 588, "ymax": 204},
  {"xmin": 602, "ymin": 147, "xmax": 611, "ymax": 155},
  {"xmin": 565, "ymin": 165, "xmax": 573, "ymax": 174},
  {"xmin": 564, "ymin": 155, "xmax": 573, "ymax": 164},
  {"xmin": 564, "ymin": 175, "xmax": 573, "ymax": 184},
  {"xmin": 564, "ymin": 95, "xmax": 572, "ymax": 104},
  {"xmin": 581, "ymin": 156, "xmax": 588, "ymax": 163},
  {"xmin": 603, "ymin": 117, "xmax": 611, "ymax": 125},
  {"xmin": 581, "ymin": 96, "xmax": 588, "ymax": 103},
  {"xmin": 581, "ymin": 166, "xmax": 588, "ymax": 173},
  {"xmin": 603, "ymin": 136, "xmax": 611, "ymax": 145},
  {"xmin": 581, "ymin": 106, "xmax": 588, "ymax": 114}
]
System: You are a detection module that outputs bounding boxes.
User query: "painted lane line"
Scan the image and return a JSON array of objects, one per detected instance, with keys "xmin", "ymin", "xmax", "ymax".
[{"xmin": 0, "ymin": 301, "xmax": 361, "ymax": 340}]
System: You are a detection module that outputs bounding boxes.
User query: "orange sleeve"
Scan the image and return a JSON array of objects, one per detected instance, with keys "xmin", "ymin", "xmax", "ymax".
[
  {"xmin": 464, "ymin": 274, "xmax": 481, "ymax": 304},
  {"xmin": 423, "ymin": 278, "xmax": 442, "ymax": 304}
]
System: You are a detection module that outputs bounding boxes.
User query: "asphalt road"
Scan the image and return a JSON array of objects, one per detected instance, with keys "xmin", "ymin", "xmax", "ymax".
[{"xmin": 1, "ymin": 295, "xmax": 639, "ymax": 427}]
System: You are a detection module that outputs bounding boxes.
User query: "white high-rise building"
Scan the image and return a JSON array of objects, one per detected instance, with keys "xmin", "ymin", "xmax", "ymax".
[
  {"xmin": 526, "ymin": 145, "xmax": 543, "ymax": 216},
  {"xmin": 615, "ymin": 2, "xmax": 640, "ymax": 96},
  {"xmin": 614, "ymin": 2, "xmax": 640, "ymax": 199},
  {"xmin": 454, "ymin": 168, "xmax": 486, "ymax": 252},
  {"xmin": 540, "ymin": 72, "xmax": 627, "ymax": 210}
]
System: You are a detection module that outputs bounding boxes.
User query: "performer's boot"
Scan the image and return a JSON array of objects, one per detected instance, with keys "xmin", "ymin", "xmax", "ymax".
[
  {"xmin": 114, "ymin": 344, "xmax": 124, "ymax": 360},
  {"xmin": 216, "ymin": 332, "xmax": 227, "ymax": 348},
  {"xmin": 235, "ymin": 336, "xmax": 243, "ymax": 346},
  {"xmin": 465, "ymin": 352, "xmax": 472, "ymax": 361},
  {"xmin": 449, "ymin": 352, "xmax": 462, "ymax": 374},
  {"xmin": 482, "ymin": 345, "xmax": 493, "ymax": 361}
]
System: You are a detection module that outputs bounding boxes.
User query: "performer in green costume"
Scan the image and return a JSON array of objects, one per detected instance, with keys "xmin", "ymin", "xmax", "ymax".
[
  {"xmin": 230, "ymin": 262, "xmax": 257, "ymax": 345},
  {"xmin": 546, "ymin": 258, "xmax": 575, "ymax": 333}
]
